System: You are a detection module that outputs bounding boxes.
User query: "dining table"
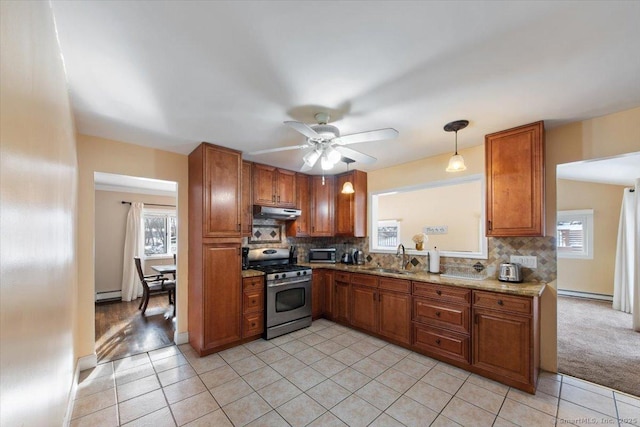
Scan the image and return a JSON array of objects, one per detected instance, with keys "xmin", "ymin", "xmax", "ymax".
[{"xmin": 150, "ymin": 264, "xmax": 176, "ymax": 275}]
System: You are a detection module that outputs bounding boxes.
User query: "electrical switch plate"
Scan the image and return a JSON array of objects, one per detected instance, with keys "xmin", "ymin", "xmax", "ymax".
[
  {"xmin": 423, "ymin": 226, "xmax": 448, "ymax": 235},
  {"xmin": 510, "ymin": 255, "xmax": 537, "ymax": 269}
]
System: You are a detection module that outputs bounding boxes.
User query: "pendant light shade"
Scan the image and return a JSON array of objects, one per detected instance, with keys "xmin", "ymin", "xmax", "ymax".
[
  {"xmin": 444, "ymin": 120, "xmax": 469, "ymax": 172},
  {"xmin": 341, "ymin": 158, "xmax": 355, "ymax": 194}
]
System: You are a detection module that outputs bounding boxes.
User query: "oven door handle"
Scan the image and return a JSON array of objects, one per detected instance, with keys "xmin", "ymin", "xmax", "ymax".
[{"xmin": 267, "ymin": 278, "xmax": 311, "ymax": 288}]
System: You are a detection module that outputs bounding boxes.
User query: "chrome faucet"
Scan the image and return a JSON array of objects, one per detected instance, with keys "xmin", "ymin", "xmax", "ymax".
[{"xmin": 396, "ymin": 244, "xmax": 407, "ymax": 270}]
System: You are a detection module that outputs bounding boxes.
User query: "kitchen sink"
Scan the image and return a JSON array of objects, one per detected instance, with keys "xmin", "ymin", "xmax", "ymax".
[{"xmin": 365, "ymin": 267, "xmax": 417, "ymax": 275}]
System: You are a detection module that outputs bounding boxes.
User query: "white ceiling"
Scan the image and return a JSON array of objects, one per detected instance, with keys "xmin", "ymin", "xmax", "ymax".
[
  {"xmin": 52, "ymin": 1, "xmax": 640, "ymax": 174},
  {"xmin": 557, "ymin": 152, "xmax": 640, "ymax": 186}
]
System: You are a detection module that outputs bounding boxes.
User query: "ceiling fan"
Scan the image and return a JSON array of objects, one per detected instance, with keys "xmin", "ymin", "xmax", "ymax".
[{"xmin": 249, "ymin": 112, "xmax": 399, "ymax": 172}]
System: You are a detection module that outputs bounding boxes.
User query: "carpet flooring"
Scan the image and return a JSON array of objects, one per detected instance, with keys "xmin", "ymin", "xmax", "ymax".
[{"xmin": 557, "ymin": 296, "xmax": 640, "ymax": 397}]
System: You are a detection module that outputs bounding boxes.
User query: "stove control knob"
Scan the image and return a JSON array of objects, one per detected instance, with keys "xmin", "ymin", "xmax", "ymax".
[
  {"xmin": 274, "ymin": 274, "xmax": 279, "ymax": 280},
  {"xmin": 302, "ymin": 271, "xmax": 307, "ymax": 275},
  {"xmin": 296, "ymin": 271, "xmax": 301, "ymax": 276},
  {"xmin": 282, "ymin": 273, "xmax": 286, "ymax": 278}
]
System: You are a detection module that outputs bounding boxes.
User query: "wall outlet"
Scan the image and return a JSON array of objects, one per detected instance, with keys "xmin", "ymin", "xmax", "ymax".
[{"xmin": 510, "ymin": 255, "xmax": 537, "ymax": 269}]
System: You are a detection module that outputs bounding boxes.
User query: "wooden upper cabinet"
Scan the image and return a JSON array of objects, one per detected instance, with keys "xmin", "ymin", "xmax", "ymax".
[
  {"xmin": 335, "ymin": 170, "xmax": 367, "ymax": 237},
  {"xmin": 310, "ymin": 175, "xmax": 335, "ymax": 236},
  {"xmin": 241, "ymin": 161, "xmax": 252, "ymax": 237},
  {"xmin": 189, "ymin": 143, "xmax": 242, "ymax": 238},
  {"xmin": 252, "ymin": 163, "xmax": 296, "ymax": 208},
  {"xmin": 286, "ymin": 173, "xmax": 310, "ymax": 237},
  {"xmin": 485, "ymin": 121, "xmax": 545, "ymax": 237}
]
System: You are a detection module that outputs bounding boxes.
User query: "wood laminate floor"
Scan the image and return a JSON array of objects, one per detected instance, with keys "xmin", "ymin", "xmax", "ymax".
[{"xmin": 95, "ymin": 295, "xmax": 175, "ymax": 363}]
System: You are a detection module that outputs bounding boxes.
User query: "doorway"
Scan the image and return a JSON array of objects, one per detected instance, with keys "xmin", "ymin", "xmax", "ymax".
[
  {"xmin": 555, "ymin": 153, "xmax": 640, "ymax": 396},
  {"xmin": 94, "ymin": 172, "xmax": 178, "ymax": 362}
]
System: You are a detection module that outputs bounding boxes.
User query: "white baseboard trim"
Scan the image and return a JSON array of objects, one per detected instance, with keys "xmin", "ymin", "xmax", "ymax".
[
  {"xmin": 558, "ymin": 289, "xmax": 613, "ymax": 302},
  {"xmin": 64, "ymin": 353, "xmax": 97, "ymax": 426},
  {"xmin": 174, "ymin": 331, "xmax": 189, "ymax": 345},
  {"xmin": 95, "ymin": 290, "xmax": 121, "ymax": 301}
]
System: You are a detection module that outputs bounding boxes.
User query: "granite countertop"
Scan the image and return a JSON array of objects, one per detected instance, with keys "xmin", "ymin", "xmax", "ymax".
[
  {"xmin": 241, "ymin": 269, "xmax": 265, "ymax": 278},
  {"xmin": 299, "ymin": 263, "xmax": 546, "ymax": 297}
]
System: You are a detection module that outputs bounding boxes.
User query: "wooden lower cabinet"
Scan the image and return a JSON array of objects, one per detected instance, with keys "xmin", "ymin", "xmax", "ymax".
[
  {"xmin": 472, "ymin": 290, "xmax": 539, "ymax": 393},
  {"xmin": 350, "ymin": 284, "xmax": 377, "ymax": 331},
  {"xmin": 189, "ymin": 242, "xmax": 242, "ymax": 355},
  {"xmin": 322, "ymin": 270, "xmax": 334, "ymax": 318},
  {"xmin": 413, "ymin": 324, "xmax": 470, "ymax": 365},
  {"xmin": 242, "ymin": 276, "xmax": 264, "ymax": 339},
  {"xmin": 334, "ymin": 272, "xmax": 350, "ymax": 324},
  {"xmin": 311, "ymin": 270, "xmax": 325, "ymax": 319},
  {"xmin": 378, "ymin": 290, "xmax": 411, "ymax": 345}
]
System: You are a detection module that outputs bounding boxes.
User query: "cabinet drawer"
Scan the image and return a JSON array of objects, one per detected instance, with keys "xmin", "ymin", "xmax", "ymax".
[
  {"xmin": 243, "ymin": 290, "xmax": 264, "ymax": 313},
  {"xmin": 413, "ymin": 324, "xmax": 470, "ymax": 364},
  {"xmin": 351, "ymin": 273, "xmax": 378, "ymax": 288},
  {"xmin": 413, "ymin": 282, "xmax": 471, "ymax": 305},
  {"xmin": 413, "ymin": 298, "xmax": 470, "ymax": 334},
  {"xmin": 242, "ymin": 312, "xmax": 263, "ymax": 338},
  {"xmin": 473, "ymin": 291, "xmax": 532, "ymax": 315},
  {"xmin": 335, "ymin": 272, "xmax": 351, "ymax": 282},
  {"xmin": 379, "ymin": 277, "xmax": 410, "ymax": 294},
  {"xmin": 243, "ymin": 277, "xmax": 264, "ymax": 291}
]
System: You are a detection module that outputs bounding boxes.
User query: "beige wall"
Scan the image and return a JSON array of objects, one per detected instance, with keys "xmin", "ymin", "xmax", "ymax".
[
  {"xmin": 95, "ymin": 190, "xmax": 176, "ymax": 295},
  {"xmin": 77, "ymin": 135, "xmax": 189, "ymax": 359},
  {"xmin": 557, "ymin": 180, "xmax": 625, "ymax": 296},
  {"xmin": 0, "ymin": 1, "xmax": 78, "ymax": 425}
]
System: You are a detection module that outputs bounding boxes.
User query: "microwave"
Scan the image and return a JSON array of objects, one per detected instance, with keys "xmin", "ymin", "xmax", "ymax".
[{"xmin": 309, "ymin": 248, "xmax": 336, "ymax": 263}]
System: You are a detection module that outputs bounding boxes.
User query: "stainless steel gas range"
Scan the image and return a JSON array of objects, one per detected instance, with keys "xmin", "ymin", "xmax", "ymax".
[{"xmin": 245, "ymin": 247, "xmax": 312, "ymax": 339}]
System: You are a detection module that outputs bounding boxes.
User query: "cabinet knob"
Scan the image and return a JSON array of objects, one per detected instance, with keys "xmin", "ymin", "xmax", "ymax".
[
  {"xmin": 251, "ymin": 322, "xmax": 256, "ymax": 327},
  {"xmin": 435, "ymin": 339, "xmax": 441, "ymax": 345},
  {"xmin": 251, "ymin": 299, "xmax": 255, "ymax": 304},
  {"xmin": 436, "ymin": 290, "xmax": 442, "ymax": 296},
  {"xmin": 497, "ymin": 300, "xmax": 504, "ymax": 306},
  {"xmin": 435, "ymin": 311, "xmax": 441, "ymax": 317}
]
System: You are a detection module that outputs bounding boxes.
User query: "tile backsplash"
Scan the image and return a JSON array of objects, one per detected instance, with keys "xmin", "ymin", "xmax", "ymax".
[{"xmin": 244, "ymin": 220, "xmax": 557, "ymax": 283}]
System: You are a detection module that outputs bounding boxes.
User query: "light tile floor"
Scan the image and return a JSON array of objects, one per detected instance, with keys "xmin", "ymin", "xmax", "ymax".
[{"xmin": 72, "ymin": 319, "xmax": 640, "ymax": 427}]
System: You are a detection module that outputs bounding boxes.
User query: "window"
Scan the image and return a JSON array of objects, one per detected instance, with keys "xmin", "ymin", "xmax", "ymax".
[
  {"xmin": 375, "ymin": 220, "xmax": 401, "ymax": 250},
  {"xmin": 143, "ymin": 209, "xmax": 177, "ymax": 257},
  {"xmin": 557, "ymin": 209, "xmax": 593, "ymax": 259}
]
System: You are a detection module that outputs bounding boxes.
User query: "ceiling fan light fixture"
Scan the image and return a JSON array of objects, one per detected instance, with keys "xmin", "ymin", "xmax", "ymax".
[
  {"xmin": 320, "ymin": 154, "xmax": 334, "ymax": 170},
  {"xmin": 326, "ymin": 146, "xmax": 341, "ymax": 164},
  {"xmin": 303, "ymin": 149, "xmax": 321, "ymax": 167},
  {"xmin": 444, "ymin": 120, "xmax": 469, "ymax": 173}
]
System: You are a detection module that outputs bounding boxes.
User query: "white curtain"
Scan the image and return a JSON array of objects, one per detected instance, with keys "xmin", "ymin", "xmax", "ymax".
[
  {"xmin": 121, "ymin": 202, "xmax": 144, "ymax": 301},
  {"xmin": 612, "ymin": 180, "xmax": 640, "ymax": 331}
]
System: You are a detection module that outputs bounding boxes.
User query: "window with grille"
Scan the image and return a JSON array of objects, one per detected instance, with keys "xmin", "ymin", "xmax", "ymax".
[
  {"xmin": 557, "ymin": 209, "xmax": 593, "ymax": 259},
  {"xmin": 143, "ymin": 209, "xmax": 177, "ymax": 257}
]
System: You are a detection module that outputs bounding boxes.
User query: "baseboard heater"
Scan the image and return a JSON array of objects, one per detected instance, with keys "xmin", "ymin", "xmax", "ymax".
[
  {"xmin": 95, "ymin": 290, "xmax": 122, "ymax": 302},
  {"xmin": 558, "ymin": 289, "xmax": 613, "ymax": 302}
]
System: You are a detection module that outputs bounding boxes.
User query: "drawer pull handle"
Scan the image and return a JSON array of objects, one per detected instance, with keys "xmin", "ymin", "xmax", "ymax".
[
  {"xmin": 436, "ymin": 290, "xmax": 442, "ymax": 296},
  {"xmin": 497, "ymin": 300, "xmax": 504, "ymax": 306},
  {"xmin": 251, "ymin": 322, "xmax": 256, "ymax": 327},
  {"xmin": 251, "ymin": 299, "xmax": 256, "ymax": 304},
  {"xmin": 435, "ymin": 339, "xmax": 441, "ymax": 345},
  {"xmin": 435, "ymin": 311, "xmax": 441, "ymax": 317}
]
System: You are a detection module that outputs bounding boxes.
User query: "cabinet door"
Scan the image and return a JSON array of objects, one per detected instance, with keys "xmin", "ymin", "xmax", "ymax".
[
  {"xmin": 203, "ymin": 146, "xmax": 241, "ymax": 237},
  {"xmin": 350, "ymin": 284, "xmax": 377, "ymax": 332},
  {"xmin": 310, "ymin": 175, "xmax": 335, "ymax": 236},
  {"xmin": 485, "ymin": 121, "xmax": 544, "ymax": 237},
  {"xmin": 203, "ymin": 243, "xmax": 242, "ymax": 350},
  {"xmin": 287, "ymin": 173, "xmax": 310, "ymax": 237},
  {"xmin": 311, "ymin": 271, "xmax": 324, "ymax": 319},
  {"xmin": 241, "ymin": 161, "xmax": 253, "ymax": 236},
  {"xmin": 323, "ymin": 270, "xmax": 334, "ymax": 318},
  {"xmin": 473, "ymin": 308, "xmax": 531, "ymax": 385},
  {"xmin": 252, "ymin": 164, "xmax": 276, "ymax": 206},
  {"xmin": 379, "ymin": 290, "xmax": 411, "ymax": 345},
  {"xmin": 276, "ymin": 168, "xmax": 296, "ymax": 207},
  {"xmin": 335, "ymin": 170, "xmax": 367, "ymax": 237},
  {"xmin": 334, "ymin": 279, "xmax": 350, "ymax": 324}
]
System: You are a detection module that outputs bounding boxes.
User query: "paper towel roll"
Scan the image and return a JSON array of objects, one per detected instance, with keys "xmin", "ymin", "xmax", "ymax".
[{"xmin": 429, "ymin": 247, "xmax": 440, "ymax": 273}]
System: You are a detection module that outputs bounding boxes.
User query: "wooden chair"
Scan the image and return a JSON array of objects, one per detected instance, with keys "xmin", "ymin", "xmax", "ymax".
[{"xmin": 134, "ymin": 257, "xmax": 176, "ymax": 316}]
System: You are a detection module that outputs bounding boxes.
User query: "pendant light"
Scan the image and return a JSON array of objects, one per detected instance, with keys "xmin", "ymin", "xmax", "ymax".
[
  {"xmin": 444, "ymin": 120, "xmax": 468, "ymax": 172},
  {"xmin": 341, "ymin": 158, "xmax": 355, "ymax": 194}
]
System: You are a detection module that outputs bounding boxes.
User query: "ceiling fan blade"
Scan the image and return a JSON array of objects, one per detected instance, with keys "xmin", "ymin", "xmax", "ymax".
[
  {"xmin": 334, "ymin": 146, "xmax": 377, "ymax": 165},
  {"xmin": 248, "ymin": 144, "xmax": 309, "ymax": 155},
  {"xmin": 284, "ymin": 121, "xmax": 319, "ymax": 139},
  {"xmin": 333, "ymin": 128, "xmax": 399, "ymax": 146},
  {"xmin": 300, "ymin": 163, "xmax": 313, "ymax": 172}
]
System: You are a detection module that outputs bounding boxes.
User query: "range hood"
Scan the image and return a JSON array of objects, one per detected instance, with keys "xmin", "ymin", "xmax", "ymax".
[{"xmin": 253, "ymin": 205, "xmax": 301, "ymax": 220}]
